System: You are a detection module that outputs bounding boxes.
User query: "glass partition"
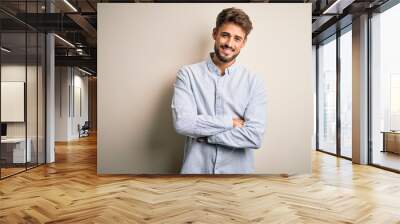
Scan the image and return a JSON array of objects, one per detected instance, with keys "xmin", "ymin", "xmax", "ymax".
[
  {"xmin": 317, "ymin": 36, "xmax": 337, "ymax": 155},
  {"xmin": 0, "ymin": 1, "xmax": 46, "ymax": 179},
  {"xmin": 27, "ymin": 31, "xmax": 38, "ymax": 169},
  {"xmin": 371, "ymin": 3, "xmax": 400, "ymax": 171},
  {"xmin": 0, "ymin": 31, "xmax": 28, "ymax": 177}
]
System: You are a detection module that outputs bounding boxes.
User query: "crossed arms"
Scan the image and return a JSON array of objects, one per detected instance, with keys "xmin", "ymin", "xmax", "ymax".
[{"xmin": 171, "ymin": 69, "xmax": 267, "ymax": 149}]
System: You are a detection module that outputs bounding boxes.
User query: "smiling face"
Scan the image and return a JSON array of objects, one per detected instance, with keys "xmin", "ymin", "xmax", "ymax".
[{"xmin": 212, "ymin": 22, "xmax": 247, "ymax": 64}]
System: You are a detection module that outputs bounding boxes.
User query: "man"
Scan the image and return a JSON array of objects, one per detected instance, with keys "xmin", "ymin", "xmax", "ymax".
[{"xmin": 171, "ymin": 7, "xmax": 267, "ymax": 174}]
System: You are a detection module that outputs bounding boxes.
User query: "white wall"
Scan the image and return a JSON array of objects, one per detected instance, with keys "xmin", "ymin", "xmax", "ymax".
[
  {"xmin": 1, "ymin": 82, "xmax": 24, "ymax": 122},
  {"xmin": 55, "ymin": 67, "xmax": 69, "ymax": 141},
  {"xmin": 55, "ymin": 67, "xmax": 89, "ymax": 141},
  {"xmin": 98, "ymin": 3, "xmax": 313, "ymax": 174}
]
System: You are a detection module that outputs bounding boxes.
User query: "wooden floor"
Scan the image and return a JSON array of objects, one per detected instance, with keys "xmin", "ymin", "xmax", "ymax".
[
  {"xmin": 1, "ymin": 134, "xmax": 400, "ymax": 223},
  {"xmin": 1, "ymin": 167, "xmax": 26, "ymax": 178}
]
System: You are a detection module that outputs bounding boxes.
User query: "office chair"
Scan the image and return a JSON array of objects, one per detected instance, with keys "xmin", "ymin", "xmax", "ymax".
[{"xmin": 79, "ymin": 121, "xmax": 90, "ymax": 138}]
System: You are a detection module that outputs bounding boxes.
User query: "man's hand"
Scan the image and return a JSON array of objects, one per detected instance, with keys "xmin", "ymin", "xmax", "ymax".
[
  {"xmin": 195, "ymin": 118, "xmax": 243, "ymax": 143},
  {"xmin": 233, "ymin": 118, "xmax": 244, "ymax": 128}
]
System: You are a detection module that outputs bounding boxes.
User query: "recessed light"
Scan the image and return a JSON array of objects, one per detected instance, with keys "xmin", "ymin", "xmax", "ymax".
[
  {"xmin": 1, "ymin": 47, "xmax": 11, "ymax": 53},
  {"xmin": 54, "ymin": 34, "xmax": 75, "ymax": 48},
  {"xmin": 63, "ymin": 0, "xmax": 78, "ymax": 12},
  {"xmin": 322, "ymin": 0, "xmax": 354, "ymax": 15},
  {"xmin": 78, "ymin": 67, "xmax": 93, "ymax": 76}
]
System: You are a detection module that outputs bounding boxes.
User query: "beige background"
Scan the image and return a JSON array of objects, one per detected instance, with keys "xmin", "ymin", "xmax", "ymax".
[{"xmin": 98, "ymin": 3, "xmax": 313, "ymax": 174}]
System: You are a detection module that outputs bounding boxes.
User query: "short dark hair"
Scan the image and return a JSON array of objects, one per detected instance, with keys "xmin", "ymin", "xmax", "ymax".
[{"xmin": 216, "ymin": 7, "xmax": 253, "ymax": 37}]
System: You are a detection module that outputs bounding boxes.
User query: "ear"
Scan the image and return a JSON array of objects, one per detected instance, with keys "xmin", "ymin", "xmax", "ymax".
[{"xmin": 212, "ymin": 28, "xmax": 217, "ymax": 40}]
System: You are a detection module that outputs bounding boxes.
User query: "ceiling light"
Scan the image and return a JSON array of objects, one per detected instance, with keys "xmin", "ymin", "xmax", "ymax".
[
  {"xmin": 323, "ymin": 0, "xmax": 341, "ymax": 14},
  {"xmin": 1, "ymin": 47, "xmax": 11, "ymax": 53},
  {"xmin": 78, "ymin": 67, "xmax": 93, "ymax": 76},
  {"xmin": 54, "ymin": 34, "xmax": 75, "ymax": 48},
  {"xmin": 76, "ymin": 48, "xmax": 85, "ymax": 55},
  {"xmin": 322, "ymin": 0, "xmax": 354, "ymax": 14},
  {"xmin": 63, "ymin": 0, "xmax": 78, "ymax": 12}
]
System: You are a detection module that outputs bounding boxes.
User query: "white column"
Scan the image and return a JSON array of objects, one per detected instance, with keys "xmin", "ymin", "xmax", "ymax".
[
  {"xmin": 45, "ymin": 0, "xmax": 56, "ymax": 163},
  {"xmin": 46, "ymin": 33, "xmax": 55, "ymax": 163}
]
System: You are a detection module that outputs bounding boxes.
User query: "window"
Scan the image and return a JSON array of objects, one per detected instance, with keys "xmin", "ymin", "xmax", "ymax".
[
  {"xmin": 371, "ymin": 2, "xmax": 400, "ymax": 171},
  {"xmin": 340, "ymin": 28, "xmax": 352, "ymax": 158}
]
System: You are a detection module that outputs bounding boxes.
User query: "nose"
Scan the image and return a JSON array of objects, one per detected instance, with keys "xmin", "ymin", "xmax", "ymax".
[
  {"xmin": 223, "ymin": 38, "xmax": 234, "ymax": 50},
  {"xmin": 227, "ymin": 37, "xmax": 234, "ymax": 48}
]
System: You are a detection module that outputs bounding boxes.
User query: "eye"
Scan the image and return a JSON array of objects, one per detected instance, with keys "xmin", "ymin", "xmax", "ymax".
[{"xmin": 234, "ymin": 36, "xmax": 242, "ymax": 42}]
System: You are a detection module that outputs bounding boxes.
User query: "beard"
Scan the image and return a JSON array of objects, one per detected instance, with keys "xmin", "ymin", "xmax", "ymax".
[{"xmin": 214, "ymin": 44, "xmax": 240, "ymax": 64}]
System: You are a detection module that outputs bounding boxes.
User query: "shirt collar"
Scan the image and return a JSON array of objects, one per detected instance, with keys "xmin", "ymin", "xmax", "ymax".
[{"xmin": 206, "ymin": 52, "xmax": 238, "ymax": 76}]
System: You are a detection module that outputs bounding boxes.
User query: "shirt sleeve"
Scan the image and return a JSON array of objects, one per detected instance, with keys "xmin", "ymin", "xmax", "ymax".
[
  {"xmin": 171, "ymin": 68, "xmax": 233, "ymax": 138},
  {"xmin": 207, "ymin": 77, "xmax": 267, "ymax": 149}
]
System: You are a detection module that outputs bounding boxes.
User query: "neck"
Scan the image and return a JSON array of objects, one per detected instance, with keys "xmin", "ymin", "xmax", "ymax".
[{"xmin": 211, "ymin": 53, "xmax": 235, "ymax": 75}]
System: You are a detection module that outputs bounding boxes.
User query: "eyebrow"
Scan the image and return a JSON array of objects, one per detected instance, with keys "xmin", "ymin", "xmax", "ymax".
[{"xmin": 221, "ymin": 32, "xmax": 244, "ymax": 40}]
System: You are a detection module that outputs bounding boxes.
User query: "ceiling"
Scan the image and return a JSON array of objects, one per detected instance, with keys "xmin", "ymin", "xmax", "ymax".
[{"xmin": 0, "ymin": 0, "xmax": 393, "ymax": 75}]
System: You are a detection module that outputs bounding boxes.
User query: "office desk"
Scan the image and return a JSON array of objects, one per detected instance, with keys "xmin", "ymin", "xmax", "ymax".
[
  {"xmin": 1, "ymin": 138, "xmax": 32, "ymax": 164},
  {"xmin": 382, "ymin": 131, "xmax": 400, "ymax": 154}
]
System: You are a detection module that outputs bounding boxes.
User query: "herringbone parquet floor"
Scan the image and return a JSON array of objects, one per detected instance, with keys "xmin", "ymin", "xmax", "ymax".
[{"xmin": 1, "ymin": 134, "xmax": 400, "ymax": 224}]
